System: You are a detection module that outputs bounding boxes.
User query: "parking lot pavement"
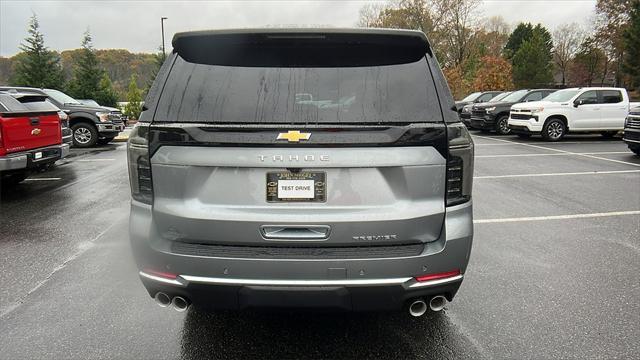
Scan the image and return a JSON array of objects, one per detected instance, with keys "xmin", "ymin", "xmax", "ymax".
[{"xmin": 0, "ymin": 134, "xmax": 638, "ymax": 359}]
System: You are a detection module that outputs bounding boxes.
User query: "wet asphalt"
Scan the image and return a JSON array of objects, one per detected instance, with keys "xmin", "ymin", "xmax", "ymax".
[{"xmin": 0, "ymin": 132, "xmax": 638, "ymax": 359}]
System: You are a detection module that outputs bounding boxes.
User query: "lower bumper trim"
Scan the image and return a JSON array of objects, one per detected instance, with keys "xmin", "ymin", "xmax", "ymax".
[{"xmin": 139, "ymin": 271, "xmax": 464, "ymax": 289}]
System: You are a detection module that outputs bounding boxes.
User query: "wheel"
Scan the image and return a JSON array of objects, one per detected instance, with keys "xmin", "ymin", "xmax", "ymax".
[
  {"xmin": 517, "ymin": 133, "xmax": 531, "ymax": 139},
  {"xmin": 97, "ymin": 136, "xmax": 116, "ymax": 145},
  {"xmin": 71, "ymin": 123, "xmax": 98, "ymax": 148},
  {"xmin": 542, "ymin": 118, "xmax": 566, "ymax": 142},
  {"xmin": 495, "ymin": 115, "xmax": 511, "ymax": 135},
  {"xmin": 600, "ymin": 131, "xmax": 617, "ymax": 138},
  {"xmin": 0, "ymin": 171, "xmax": 29, "ymax": 187},
  {"xmin": 629, "ymin": 145, "xmax": 640, "ymax": 156}
]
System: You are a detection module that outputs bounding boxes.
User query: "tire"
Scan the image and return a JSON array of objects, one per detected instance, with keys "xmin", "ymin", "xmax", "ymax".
[
  {"xmin": 629, "ymin": 145, "xmax": 640, "ymax": 156},
  {"xmin": 97, "ymin": 136, "xmax": 116, "ymax": 145},
  {"xmin": 495, "ymin": 115, "xmax": 511, "ymax": 135},
  {"xmin": 600, "ymin": 131, "xmax": 617, "ymax": 138},
  {"xmin": 72, "ymin": 123, "xmax": 98, "ymax": 148},
  {"xmin": 1, "ymin": 171, "xmax": 29, "ymax": 188},
  {"xmin": 517, "ymin": 133, "xmax": 532, "ymax": 139},
  {"xmin": 542, "ymin": 118, "xmax": 566, "ymax": 142}
]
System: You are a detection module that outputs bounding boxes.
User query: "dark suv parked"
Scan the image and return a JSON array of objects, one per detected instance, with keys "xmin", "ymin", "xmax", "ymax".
[
  {"xmin": 455, "ymin": 91, "xmax": 503, "ymax": 113},
  {"xmin": 0, "ymin": 87, "xmax": 124, "ymax": 147},
  {"xmin": 624, "ymin": 106, "xmax": 640, "ymax": 155},
  {"xmin": 128, "ymin": 28, "xmax": 474, "ymax": 315},
  {"xmin": 469, "ymin": 89, "xmax": 556, "ymax": 134}
]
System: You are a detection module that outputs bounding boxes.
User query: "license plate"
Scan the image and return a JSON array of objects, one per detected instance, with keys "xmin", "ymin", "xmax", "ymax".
[
  {"xmin": 266, "ymin": 172, "xmax": 326, "ymax": 202},
  {"xmin": 34, "ymin": 152, "xmax": 42, "ymax": 160}
]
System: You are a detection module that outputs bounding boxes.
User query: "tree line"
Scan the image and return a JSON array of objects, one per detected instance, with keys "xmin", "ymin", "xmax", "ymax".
[
  {"xmin": 2, "ymin": 2, "xmax": 639, "ymax": 110},
  {"xmin": 359, "ymin": 0, "xmax": 640, "ymax": 99},
  {"xmin": 0, "ymin": 14, "xmax": 163, "ymax": 119}
]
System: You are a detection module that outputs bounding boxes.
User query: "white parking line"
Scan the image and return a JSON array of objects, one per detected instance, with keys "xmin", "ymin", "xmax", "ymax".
[
  {"xmin": 476, "ymin": 152, "xmax": 629, "ymax": 158},
  {"xmin": 474, "ymin": 210, "xmax": 640, "ymax": 224},
  {"xmin": 76, "ymin": 159, "xmax": 116, "ymax": 162},
  {"xmin": 23, "ymin": 177, "xmax": 62, "ymax": 181},
  {"xmin": 474, "ymin": 135, "xmax": 640, "ymax": 167},
  {"xmin": 473, "ymin": 139, "xmax": 621, "ymax": 146},
  {"xmin": 475, "ymin": 169, "xmax": 640, "ymax": 179}
]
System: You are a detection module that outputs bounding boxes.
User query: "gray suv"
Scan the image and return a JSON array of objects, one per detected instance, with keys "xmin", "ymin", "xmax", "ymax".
[{"xmin": 127, "ymin": 29, "xmax": 474, "ymax": 316}]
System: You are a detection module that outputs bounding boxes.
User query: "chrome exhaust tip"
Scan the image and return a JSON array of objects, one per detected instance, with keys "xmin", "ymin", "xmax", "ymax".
[
  {"xmin": 429, "ymin": 295, "xmax": 447, "ymax": 312},
  {"xmin": 408, "ymin": 299, "xmax": 428, "ymax": 317},
  {"xmin": 154, "ymin": 292, "xmax": 171, "ymax": 308},
  {"xmin": 171, "ymin": 296, "xmax": 190, "ymax": 312}
]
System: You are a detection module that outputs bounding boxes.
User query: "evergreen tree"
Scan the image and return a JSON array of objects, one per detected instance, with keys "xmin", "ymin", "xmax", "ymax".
[
  {"xmin": 67, "ymin": 30, "xmax": 104, "ymax": 100},
  {"xmin": 504, "ymin": 23, "xmax": 533, "ymax": 59},
  {"xmin": 124, "ymin": 74, "xmax": 142, "ymax": 120},
  {"xmin": 622, "ymin": 0, "xmax": 640, "ymax": 90},
  {"xmin": 512, "ymin": 31, "xmax": 554, "ymax": 88},
  {"xmin": 95, "ymin": 73, "xmax": 119, "ymax": 107},
  {"xmin": 10, "ymin": 14, "xmax": 64, "ymax": 89}
]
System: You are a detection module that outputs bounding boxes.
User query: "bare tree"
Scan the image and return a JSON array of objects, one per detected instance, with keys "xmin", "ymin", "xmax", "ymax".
[
  {"xmin": 356, "ymin": 0, "xmax": 481, "ymax": 68},
  {"xmin": 553, "ymin": 23, "xmax": 585, "ymax": 86},
  {"xmin": 439, "ymin": 0, "xmax": 482, "ymax": 67}
]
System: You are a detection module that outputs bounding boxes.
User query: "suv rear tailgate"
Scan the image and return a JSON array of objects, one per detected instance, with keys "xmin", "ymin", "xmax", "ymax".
[{"xmin": 151, "ymin": 145, "xmax": 445, "ymax": 247}]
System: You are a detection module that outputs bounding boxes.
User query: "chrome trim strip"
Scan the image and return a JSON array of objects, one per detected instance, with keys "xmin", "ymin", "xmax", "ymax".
[
  {"xmin": 623, "ymin": 138, "xmax": 640, "ymax": 144},
  {"xmin": 179, "ymin": 275, "xmax": 413, "ymax": 287},
  {"xmin": 408, "ymin": 274, "xmax": 464, "ymax": 288},
  {"xmin": 139, "ymin": 271, "xmax": 185, "ymax": 287}
]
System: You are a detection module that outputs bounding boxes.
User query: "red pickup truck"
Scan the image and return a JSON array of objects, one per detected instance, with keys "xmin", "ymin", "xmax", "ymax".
[{"xmin": 0, "ymin": 92, "xmax": 69, "ymax": 186}]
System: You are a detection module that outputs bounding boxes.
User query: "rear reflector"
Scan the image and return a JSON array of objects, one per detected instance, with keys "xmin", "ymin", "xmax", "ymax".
[
  {"xmin": 415, "ymin": 270, "xmax": 461, "ymax": 282},
  {"xmin": 144, "ymin": 269, "xmax": 178, "ymax": 280}
]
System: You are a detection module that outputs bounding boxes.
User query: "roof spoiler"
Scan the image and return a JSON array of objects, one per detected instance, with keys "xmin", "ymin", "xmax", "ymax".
[{"xmin": 172, "ymin": 28, "xmax": 432, "ymax": 67}]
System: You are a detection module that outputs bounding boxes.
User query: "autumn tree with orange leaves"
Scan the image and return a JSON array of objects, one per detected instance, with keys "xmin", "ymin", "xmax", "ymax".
[{"xmin": 472, "ymin": 56, "xmax": 514, "ymax": 91}]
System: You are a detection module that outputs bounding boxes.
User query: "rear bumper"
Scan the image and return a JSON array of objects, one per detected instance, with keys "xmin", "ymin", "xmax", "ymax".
[
  {"xmin": 0, "ymin": 143, "xmax": 69, "ymax": 172},
  {"xmin": 129, "ymin": 200, "xmax": 474, "ymax": 311},
  {"xmin": 140, "ymin": 271, "xmax": 463, "ymax": 311}
]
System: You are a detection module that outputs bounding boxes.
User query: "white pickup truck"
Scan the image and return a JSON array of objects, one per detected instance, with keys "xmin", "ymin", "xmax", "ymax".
[{"xmin": 508, "ymin": 87, "xmax": 633, "ymax": 141}]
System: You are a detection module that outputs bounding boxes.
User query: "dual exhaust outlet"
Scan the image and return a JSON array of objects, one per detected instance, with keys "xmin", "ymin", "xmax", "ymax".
[
  {"xmin": 154, "ymin": 292, "xmax": 190, "ymax": 312},
  {"xmin": 155, "ymin": 291, "xmax": 444, "ymax": 315},
  {"xmin": 408, "ymin": 295, "xmax": 447, "ymax": 317}
]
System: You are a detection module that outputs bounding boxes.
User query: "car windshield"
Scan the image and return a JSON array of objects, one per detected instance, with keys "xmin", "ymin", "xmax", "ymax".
[
  {"xmin": 43, "ymin": 89, "xmax": 81, "ymax": 105},
  {"xmin": 544, "ymin": 89, "xmax": 581, "ymax": 102},
  {"xmin": 460, "ymin": 92, "xmax": 481, "ymax": 102},
  {"xmin": 500, "ymin": 90, "xmax": 528, "ymax": 102},
  {"xmin": 489, "ymin": 92, "xmax": 511, "ymax": 102}
]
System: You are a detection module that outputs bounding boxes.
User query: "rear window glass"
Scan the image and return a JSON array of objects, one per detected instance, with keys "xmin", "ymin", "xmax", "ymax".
[
  {"xmin": 153, "ymin": 56, "xmax": 441, "ymax": 124},
  {"xmin": 601, "ymin": 90, "xmax": 622, "ymax": 104},
  {"xmin": 0, "ymin": 94, "xmax": 58, "ymax": 113}
]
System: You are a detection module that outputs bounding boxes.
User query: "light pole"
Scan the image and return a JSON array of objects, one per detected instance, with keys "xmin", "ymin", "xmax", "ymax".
[{"xmin": 161, "ymin": 17, "xmax": 168, "ymax": 58}]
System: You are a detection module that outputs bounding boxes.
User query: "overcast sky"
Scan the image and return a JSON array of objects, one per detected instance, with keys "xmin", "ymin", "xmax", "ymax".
[{"xmin": 0, "ymin": 0, "xmax": 597, "ymax": 56}]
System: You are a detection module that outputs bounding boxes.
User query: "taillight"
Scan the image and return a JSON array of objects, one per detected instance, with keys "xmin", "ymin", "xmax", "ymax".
[
  {"xmin": 127, "ymin": 123, "xmax": 153, "ymax": 204},
  {"xmin": 0, "ymin": 123, "xmax": 4, "ymax": 151},
  {"xmin": 446, "ymin": 123, "xmax": 473, "ymax": 206},
  {"xmin": 415, "ymin": 269, "xmax": 461, "ymax": 282}
]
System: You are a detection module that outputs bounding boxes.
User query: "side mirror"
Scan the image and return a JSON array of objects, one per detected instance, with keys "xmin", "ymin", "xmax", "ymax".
[{"xmin": 573, "ymin": 100, "xmax": 582, "ymax": 108}]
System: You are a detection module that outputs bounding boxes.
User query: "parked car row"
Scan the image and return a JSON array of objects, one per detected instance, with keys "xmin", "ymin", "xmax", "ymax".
[
  {"xmin": 457, "ymin": 87, "xmax": 639, "ymax": 155},
  {"xmin": 0, "ymin": 86, "xmax": 125, "ymax": 148},
  {"xmin": 0, "ymin": 91, "xmax": 70, "ymax": 186}
]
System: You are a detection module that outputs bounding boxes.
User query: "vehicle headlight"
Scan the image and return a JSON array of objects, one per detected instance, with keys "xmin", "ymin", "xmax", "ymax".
[
  {"xmin": 530, "ymin": 107, "xmax": 545, "ymax": 114},
  {"xmin": 485, "ymin": 107, "xmax": 496, "ymax": 113},
  {"xmin": 96, "ymin": 111, "xmax": 110, "ymax": 122}
]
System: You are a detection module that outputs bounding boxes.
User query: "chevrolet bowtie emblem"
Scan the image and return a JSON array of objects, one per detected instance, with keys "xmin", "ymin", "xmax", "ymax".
[
  {"xmin": 277, "ymin": 130, "xmax": 311, "ymax": 142},
  {"xmin": 31, "ymin": 128, "xmax": 42, "ymax": 136}
]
